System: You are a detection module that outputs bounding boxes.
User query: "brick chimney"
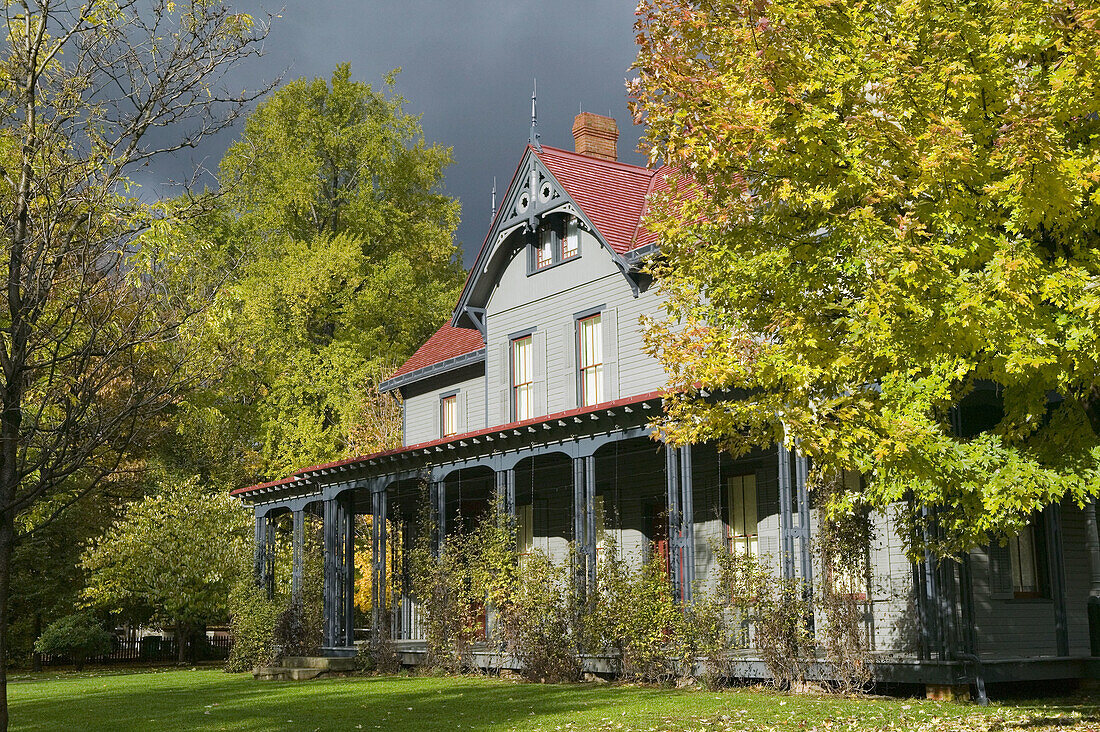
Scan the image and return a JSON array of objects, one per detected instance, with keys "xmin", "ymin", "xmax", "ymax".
[{"xmin": 572, "ymin": 112, "xmax": 619, "ymax": 162}]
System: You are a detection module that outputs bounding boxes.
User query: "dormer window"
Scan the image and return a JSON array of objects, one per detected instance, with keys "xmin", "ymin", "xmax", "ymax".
[
  {"xmin": 528, "ymin": 216, "xmax": 581, "ymax": 274},
  {"xmin": 536, "ymin": 228, "xmax": 554, "ymax": 269},
  {"xmin": 562, "ymin": 216, "xmax": 579, "ymax": 259}
]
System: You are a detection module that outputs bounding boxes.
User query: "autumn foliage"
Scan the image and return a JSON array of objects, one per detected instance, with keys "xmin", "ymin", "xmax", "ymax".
[{"xmin": 632, "ymin": 0, "xmax": 1100, "ymax": 551}]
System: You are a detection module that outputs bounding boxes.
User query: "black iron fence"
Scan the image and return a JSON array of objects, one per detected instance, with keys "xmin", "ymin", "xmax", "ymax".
[{"xmin": 38, "ymin": 635, "xmax": 232, "ymax": 667}]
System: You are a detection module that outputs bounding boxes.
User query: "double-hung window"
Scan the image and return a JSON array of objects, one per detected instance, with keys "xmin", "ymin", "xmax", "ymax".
[
  {"xmin": 440, "ymin": 394, "xmax": 458, "ymax": 438},
  {"xmin": 578, "ymin": 314, "xmax": 603, "ymax": 407},
  {"xmin": 511, "ymin": 335, "xmax": 533, "ymax": 421},
  {"xmin": 1009, "ymin": 524, "xmax": 1041, "ymax": 598},
  {"xmin": 727, "ymin": 474, "xmax": 758, "ymax": 556}
]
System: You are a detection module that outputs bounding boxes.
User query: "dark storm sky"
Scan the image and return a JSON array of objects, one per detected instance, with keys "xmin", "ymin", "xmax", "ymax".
[{"xmin": 150, "ymin": 1, "xmax": 646, "ymax": 266}]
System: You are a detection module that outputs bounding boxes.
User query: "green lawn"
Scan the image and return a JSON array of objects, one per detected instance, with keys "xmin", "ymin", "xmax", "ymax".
[{"xmin": 6, "ymin": 668, "xmax": 1098, "ymax": 731}]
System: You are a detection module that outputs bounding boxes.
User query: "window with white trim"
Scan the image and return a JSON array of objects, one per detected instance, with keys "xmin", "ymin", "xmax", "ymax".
[
  {"xmin": 440, "ymin": 394, "xmax": 458, "ymax": 438},
  {"xmin": 727, "ymin": 474, "xmax": 758, "ymax": 556},
  {"xmin": 511, "ymin": 335, "xmax": 533, "ymax": 421},
  {"xmin": 578, "ymin": 314, "xmax": 603, "ymax": 407}
]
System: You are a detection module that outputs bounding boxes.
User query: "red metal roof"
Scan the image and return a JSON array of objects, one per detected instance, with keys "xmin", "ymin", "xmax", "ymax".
[
  {"xmin": 386, "ymin": 322, "xmax": 484, "ymax": 382},
  {"xmin": 535, "ymin": 145, "xmax": 659, "ymax": 255},
  {"xmin": 231, "ymin": 389, "xmax": 665, "ymax": 497}
]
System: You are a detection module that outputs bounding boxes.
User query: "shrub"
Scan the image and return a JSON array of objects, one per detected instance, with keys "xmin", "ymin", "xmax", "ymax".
[
  {"xmin": 34, "ymin": 613, "xmax": 112, "ymax": 671},
  {"xmin": 498, "ymin": 550, "xmax": 581, "ymax": 683},
  {"xmin": 226, "ymin": 577, "xmax": 281, "ymax": 672},
  {"xmin": 586, "ymin": 544, "xmax": 687, "ymax": 683},
  {"xmin": 356, "ymin": 613, "xmax": 402, "ymax": 674},
  {"xmin": 813, "ymin": 474, "xmax": 875, "ymax": 693}
]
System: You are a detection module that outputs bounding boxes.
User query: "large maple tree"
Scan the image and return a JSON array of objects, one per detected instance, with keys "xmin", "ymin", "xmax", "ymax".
[{"xmin": 632, "ymin": 0, "xmax": 1100, "ymax": 551}]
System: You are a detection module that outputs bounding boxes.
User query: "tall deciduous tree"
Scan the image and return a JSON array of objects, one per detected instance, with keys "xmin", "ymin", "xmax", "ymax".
[
  {"xmin": 0, "ymin": 1, "xmax": 269, "ymax": 726},
  {"xmin": 194, "ymin": 65, "xmax": 462, "ymax": 478},
  {"xmin": 632, "ymin": 0, "xmax": 1100, "ymax": 552}
]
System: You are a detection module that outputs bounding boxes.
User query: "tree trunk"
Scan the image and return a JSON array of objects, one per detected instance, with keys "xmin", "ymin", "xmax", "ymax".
[
  {"xmin": 31, "ymin": 613, "xmax": 40, "ymax": 673},
  {"xmin": 176, "ymin": 618, "xmax": 186, "ymax": 664},
  {"xmin": 0, "ymin": 511, "xmax": 14, "ymax": 731}
]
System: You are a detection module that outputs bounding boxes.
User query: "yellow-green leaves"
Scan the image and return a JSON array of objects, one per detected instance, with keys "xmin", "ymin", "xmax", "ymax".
[{"xmin": 635, "ymin": 0, "xmax": 1100, "ymax": 553}]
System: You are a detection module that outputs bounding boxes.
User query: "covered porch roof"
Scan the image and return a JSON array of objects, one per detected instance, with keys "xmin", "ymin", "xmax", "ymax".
[{"xmin": 232, "ymin": 390, "xmax": 666, "ymax": 505}]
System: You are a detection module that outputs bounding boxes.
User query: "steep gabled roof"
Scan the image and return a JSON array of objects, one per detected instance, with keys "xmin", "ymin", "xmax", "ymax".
[
  {"xmin": 534, "ymin": 145, "xmax": 657, "ymax": 255},
  {"xmin": 381, "ymin": 323, "xmax": 484, "ymax": 392},
  {"xmin": 388, "ymin": 145, "xmax": 687, "ymax": 388}
]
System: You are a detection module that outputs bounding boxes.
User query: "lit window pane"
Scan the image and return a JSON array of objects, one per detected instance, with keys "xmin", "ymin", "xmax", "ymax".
[
  {"xmin": 578, "ymin": 315, "xmax": 602, "ymax": 406},
  {"xmin": 562, "ymin": 217, "xmax": 579, "ymax": 259},
  {"xmin": 441, "ymin": 395, "xmax": 457, "ymax": 437},
  {"xmin": 512, "ymin": 336, "xmax": 533, "ymax": 421},
  {"xmin": 537, "ymin": 229, "xmax": 553, "ymax": 268},
  {"xmin": 728, "ymin": 475, "xmax": 758, "ymax": 556}
]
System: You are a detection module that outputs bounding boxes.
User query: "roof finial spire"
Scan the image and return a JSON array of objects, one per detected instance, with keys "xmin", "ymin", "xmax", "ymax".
[
  {"xmin": 529, "ymin": 79, "xmax": 541, "ymax": 149},
  {"xmin": 490, "ymin": 177, "xmax": 497, "ymax": 224}
]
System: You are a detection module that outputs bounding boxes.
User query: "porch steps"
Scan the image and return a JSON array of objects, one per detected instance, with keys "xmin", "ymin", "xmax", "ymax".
[{"xmin": 253, "ymin": 655, "xmax": 356, "ymax": 681}]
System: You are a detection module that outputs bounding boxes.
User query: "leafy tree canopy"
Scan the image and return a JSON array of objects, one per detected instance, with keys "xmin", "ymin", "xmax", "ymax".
[
  {"xmin": 183, "ymin": 65, "xmax": 460, "ymax": 479},
  {"xmin": 80, "ymin": 475, "xmax": 250, "ymax": 629},
  {"xmin": 632, "ymin": 0, "xmax": 1100, "ymax": 552}
]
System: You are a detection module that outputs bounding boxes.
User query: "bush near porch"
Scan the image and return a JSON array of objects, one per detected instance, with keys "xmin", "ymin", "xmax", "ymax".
[{"xmin": 399, "ymin": 489, "xmax": 875, "ymax": 692}]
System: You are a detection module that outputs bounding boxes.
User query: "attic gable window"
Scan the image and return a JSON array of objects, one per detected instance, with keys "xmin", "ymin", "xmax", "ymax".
[
  {"xmin": 562, "ymin": 216, "xmax": 579, "ymax": 258},
  {"xmin": 528, "ymin": 216, "xmax": 581, "ymax": 274},
  {"xmin": 536, "ymin": 228, "xmax": 554, "ymax": 269}
]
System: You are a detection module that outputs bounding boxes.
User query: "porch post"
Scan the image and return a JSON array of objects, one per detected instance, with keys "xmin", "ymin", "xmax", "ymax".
[
  {"xmin": 794, "ymin": 449, "xmax": 813, "ymax": 589},
  {"xmin": 573, "ymin": 457, "xmax": 587, "ymax": 600},
  {"xmin": 371, "ymin": 486, "xmax": 388, "ymax": 639},
  {"xmin": 323, "ymin": 498, "xmax": 338, "ymax": 648},
  {"xmin": 1086, "ymin": 498, "xmax": 1100, "ymax": 656},
  {"xmin": 433, "ymin": 480, "xmax": 446, "ymax": 554},
  {"xmin": 1045, "ymin": 504, "xmax": 1069, "ymax": 657},
  {"xmin": 253, "ymin": 510, "xmax": 275, "ymax": 598},
  {"xmin": 584, "ymin": 455, "xmax": 597, "ymax": 595},
  {"xmin": 343, "ymin": 493, "xmax": 356, "ymax": 647},
  {"xmin": 679, "ymin": 445, "xmax": 695, "ymax": 604},
  {"xmin": 665, "ymin": 445, "xmax": 683, "ymax": 601},
  {"xmin": 777, "ymin": 443, "xmax": 795, "ymax": 580},
  {"xmin": 291, "ymin": 509, "xmax": 305, "ymax": 600},
  {"xmin": 495, "ymin": 468, "xmax": 516, "ymax": 518}
]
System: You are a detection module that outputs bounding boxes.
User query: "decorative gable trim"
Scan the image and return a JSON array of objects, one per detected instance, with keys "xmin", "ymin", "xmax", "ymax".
[{"xmin": 453, "ymin": 147, "xmax": 641, "ymax": 331}]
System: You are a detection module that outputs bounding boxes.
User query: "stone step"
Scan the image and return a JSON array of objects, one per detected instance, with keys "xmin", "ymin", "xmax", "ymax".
[
  {"xmin": 281, "ymin": 656, "xmax": 356, "ymax": 672},
  {"xmin": 253, "ymin": 666, "xmax": 326, "ymax": 681}
]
